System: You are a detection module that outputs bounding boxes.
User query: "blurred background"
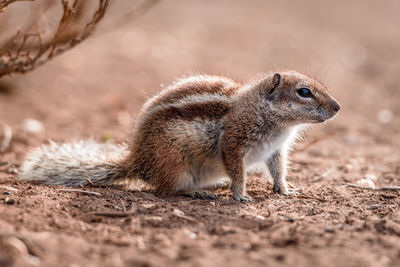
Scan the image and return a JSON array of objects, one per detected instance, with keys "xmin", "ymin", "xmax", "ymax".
[
  {"xmin": 1, "ymin": 1, "xmax": 400, "ymax": 266},
  {"xmin": 1, "ymin": 0, "xmax": 399, "ymax": 141}
]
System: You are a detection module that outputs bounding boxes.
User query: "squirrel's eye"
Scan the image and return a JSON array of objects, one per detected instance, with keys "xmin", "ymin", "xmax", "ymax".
[{"xmin": 297, "ymin": 88, "xmax": 313, "ymax": 98}]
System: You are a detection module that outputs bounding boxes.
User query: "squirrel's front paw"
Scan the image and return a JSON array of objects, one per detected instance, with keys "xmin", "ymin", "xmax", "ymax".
[
  {"xmin": 273, "ymin": 183, "xmax": 299, "ymax": 195},
  {"xmin": 273, "ymin": 183, "xmax": 289, "ymax": 195},
  {"xmin": 232, "ymin": 193, "xmax": 252, "ymax": 202}
]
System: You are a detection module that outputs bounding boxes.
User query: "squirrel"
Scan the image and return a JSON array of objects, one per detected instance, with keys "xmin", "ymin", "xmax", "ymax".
[{"xmin": 19, "ymin": 71, "xmax": 340, "ymax": 202}]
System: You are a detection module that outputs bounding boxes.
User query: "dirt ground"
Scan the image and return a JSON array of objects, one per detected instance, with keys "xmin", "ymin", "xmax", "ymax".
[{"xmin": 1, "ymin": 0, "xmax": 400, "ymax": 266}]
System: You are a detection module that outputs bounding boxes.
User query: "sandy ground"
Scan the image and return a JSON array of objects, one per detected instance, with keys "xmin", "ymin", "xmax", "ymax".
[{"xmin": 1, "ymin": 0, "xmax": 400, "ymax": 266}]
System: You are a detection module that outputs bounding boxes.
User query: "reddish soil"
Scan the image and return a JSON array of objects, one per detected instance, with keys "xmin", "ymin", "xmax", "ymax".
[{"xmin": 1, "ymin": 0, "xmax": 400, "ymax": 266}]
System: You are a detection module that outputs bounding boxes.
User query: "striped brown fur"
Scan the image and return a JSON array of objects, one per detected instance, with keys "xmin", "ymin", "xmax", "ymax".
[{"xmin": 20, "ymin": 71, "xmax": 340, "ymax": 202}]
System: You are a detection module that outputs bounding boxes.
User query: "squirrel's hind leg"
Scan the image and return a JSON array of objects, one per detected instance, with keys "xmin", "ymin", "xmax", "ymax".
[
  {"xmin": 176, "ymin": 190, "xmax": 217, "ymax": 200},
  {"xmin": 173, "ymin": 171, "xmax": 218, "ymax": 200},
  {"xmin": 176, "ymin": 178, "xmax": 231, "ymax": 200}
]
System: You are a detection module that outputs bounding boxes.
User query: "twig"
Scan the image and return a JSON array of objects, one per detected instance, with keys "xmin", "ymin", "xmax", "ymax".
[
  {"xmin": 0, "ymin": 0, "xmax": 111, "ymax": 77},
  {"xmin": 0, "ymin": 0, "xmax": 33, "ymax": 13},
  {"xmin": 92, "ymin": 211, "xmax": 135, "ymax": 217},
  {"xmin": 0, "ymin": 185, "xmax": 18, "ymax": 192},
  {"xmin": 172, "ymin": 208, "xmax": 196, "ymax": 222},
  {"xmin": 280, "ymin": 215, "xmax": 305, "ymax": 222},
  {"xmin": 343, "ymin": 183, "xmax": 400, "ymax": 191},
  {"xmin": 311, "ymin": 167, "xmax": 334, "ymax": 182},
  {"xmin": 120, "ymin": 199, "xmax": 127, "ymax": 212},
  {"xmin": 325, "ymin": 224, "xmax": 344, "ymax": 233},
  {"xmin": 86, "ymin": 178, "xmax": 94, "ymax": 186},
  {"xmin": 0, "ymin": 124, "xmax": 12, "ymax": 153},
  {"xmin": 287, "ymin": 182, "xmax": 295, "ymax": 189},
  {"xmin": 296, "ymin": 194, "xmax": 326, "ymax": 202},
  {"xmin": 56, "ymin": 188, "xmax": 101, "ymax": 196}
]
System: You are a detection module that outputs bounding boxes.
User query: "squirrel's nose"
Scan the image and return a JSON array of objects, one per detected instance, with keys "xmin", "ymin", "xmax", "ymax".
[{"xmin": 331, "ymin": 101, "xmax": 341, "ymax": 113}]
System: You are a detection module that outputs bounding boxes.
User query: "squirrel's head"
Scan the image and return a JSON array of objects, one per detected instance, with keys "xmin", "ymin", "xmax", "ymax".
[{"xmin": 261, "ymin": 71, "xmax": 340, "ymax": 124}]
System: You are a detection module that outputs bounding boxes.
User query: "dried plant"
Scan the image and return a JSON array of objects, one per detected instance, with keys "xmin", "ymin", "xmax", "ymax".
[
  {"xmin": 0, "ymin": 0, "xmax": 32, "ymax": 14},
  {"xmin": 0, "ymin": 0, "xmax": 110, "ymax": 77}
]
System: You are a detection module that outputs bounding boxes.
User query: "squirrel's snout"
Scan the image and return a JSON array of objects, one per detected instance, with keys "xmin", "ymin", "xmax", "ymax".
[
  {"xmin": 317, "ymin": 100, "xmax": 341, "ymax": 122},
  {"xmin": 331, "ymin": 101, "xmax": 341, "ymax": 113}
]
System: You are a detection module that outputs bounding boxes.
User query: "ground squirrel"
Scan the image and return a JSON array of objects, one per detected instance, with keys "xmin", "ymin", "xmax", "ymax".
[{"xmin": 20, "ymin": 71, "xmax": 340, "ymax": 202}]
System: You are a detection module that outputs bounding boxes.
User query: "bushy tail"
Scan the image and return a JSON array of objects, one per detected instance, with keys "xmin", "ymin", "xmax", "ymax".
[{"xmin": 20, "ymin": 141, "xmax": 130, "ymax": 187}]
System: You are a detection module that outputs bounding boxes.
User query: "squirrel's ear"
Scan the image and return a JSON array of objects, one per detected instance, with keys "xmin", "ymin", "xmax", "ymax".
[{"xmin": 268, "ymin": 73, "xmax": 281, "ymax": 95}]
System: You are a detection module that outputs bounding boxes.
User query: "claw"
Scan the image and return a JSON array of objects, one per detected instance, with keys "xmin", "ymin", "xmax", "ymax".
[
  {"xmin": 194, "ymin": 191, "xmax": 217, "ymax": 200},
  {"xmin": 233, "ymin": 193, "xmax": 252, "ymax": 202},
  {"xmin": 287, "ymin": 188, "xmax": 300, "ymax": 195},
  {"xmin": 273, "ymin": 183, "xmax": 299, "ymax": 195}
]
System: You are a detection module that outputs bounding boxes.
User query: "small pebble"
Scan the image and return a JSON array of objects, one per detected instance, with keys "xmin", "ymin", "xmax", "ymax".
[
  {"xmin": 355, "ymin": 178, "xmax": 375, "ymax": 189},
  {"xmin": 145, "ymin": 216, "xmax": 163, "ymax": 225},
  {"xmin": 142, "ymin": 203, "xmax": 156, "ymax": 209},
  {"xmin": 172, "ymin": 208, "xmax": 185, "ymax": 217},
  {"xmin": 22, "ymin": 118, "xmax": 44, "ymax": 134},
  {"xmin": 377, "ymin": 109, "xmax": 393, "ymax": 124},
  {"xmin": 182, "ymin": 228, "xmax": 197, "ymax": 239},
  {"xmin": 7, "ymin": 167, "xmax": 18, "ymax": 174},
  {"xmin": 5, "ymin": 196, "xmax": 15, "ymax": 205},
  {"xmin": 255, "ymin": 215, "xmax": 265, "ymax": 221}
]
